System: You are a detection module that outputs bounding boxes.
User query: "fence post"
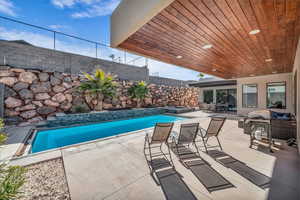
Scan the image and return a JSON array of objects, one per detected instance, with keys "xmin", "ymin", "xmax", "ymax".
[
  {"xmin": 53, "ymin": 32, "xmax": 56, "ymax": 50},
  {"xmin": 95, "ymin": 43, "xmax": 98, "ymax": 58},
  {"xmin": 0, "ymin": 83, "xmax": 4, "ymax": 118}
]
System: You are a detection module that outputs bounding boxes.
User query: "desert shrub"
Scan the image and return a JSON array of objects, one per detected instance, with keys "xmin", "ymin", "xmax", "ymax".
[{"xmin": 0, "ymin": 118, "xmax": 27, "ymax": 200}]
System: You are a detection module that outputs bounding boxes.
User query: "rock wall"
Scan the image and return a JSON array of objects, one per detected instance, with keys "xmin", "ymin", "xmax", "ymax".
[{"xmin": 0, "ymin": 67, "xmax": 199, "ymax": 124}]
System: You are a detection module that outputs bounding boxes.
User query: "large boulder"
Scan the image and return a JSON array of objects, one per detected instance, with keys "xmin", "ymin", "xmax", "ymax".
[
  {"xmin": 10, "ymin": 68, "xmax": 25, "ymax": 73},
  {"xmin": 5, "ymin": 109, "xmax": 20, "ymax": 117},
  {"xmin": 0, "ymin": 77, "xmax": 17, "ymax": 86},
  {"xmin": 62, "ymin": 82, "xmax": 72, "ymax": 89},
  {"xmin": 20, "ymin": 110, "xmax": 37, "ymax": 119},
  {"xmin": 0, "ymin": 70, "xmax": 15, "ymax": 77},
  {"xmin": 5, "ymin": 97, "xmax": 22, "ymax": 108},
  {"xmin": 16, "ymin": 104, "xmax": 36, "ymax": 112},
  {"xmin": 44, "ymin": 100, "xmax": 59, "ymax": 107},
  {"xmin": 13, "ymin": 82, "xmax": 29, "ymax": 91},
  {"xmin": 35, "ymin": 93, "xmax": 51, "ymax": 100},
  {"xmin": 53, "ymin": 85, "xmax": 65, "ymax": 93},
  {"xmin": 51, "ymin": 93, "xmax": 66, "ymax": 103},
  {"xmin": 5, "ymin": 87, "xmax": 17, "ymax": 98},
  {"xmin": 65, "ymin": 94, "xmax": 72, "ymax": 102},
  {"xmin": 30, "ymin": 82, "xmax": 51, "ymax": 93},
  {"xmin": 37, "ymin": 106, "xmax": 56, "ymax": 115},
  {"xmin": 38, "ymin": 72, "xmax": 49, "ymax": 82},
  {"xmin": 53, "ymin": 72, "xmax": 64, "ymax": 80},
  {"xmin": 60, "ymin": 102, "xmax": 72, "ymax": 111},
  {"xmin": 19, "ymin": 72, "xmax": 37, "ymax": 84},
  {"xmin": 50, "ymin": 75, "xmax": 61, "ymax": 86},
  {"xmin": 32, "ymin": 101, "xmax": 43, "ymax": 107},
  {"xmin": 19, "ymin": 89, "xmax": 34, "ymax": 99}
]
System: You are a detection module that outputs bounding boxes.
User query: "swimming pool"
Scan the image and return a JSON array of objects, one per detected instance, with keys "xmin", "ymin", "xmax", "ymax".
[{"xmin": 31, "ymin": 114, "xmax": 185, "ymax": 153}]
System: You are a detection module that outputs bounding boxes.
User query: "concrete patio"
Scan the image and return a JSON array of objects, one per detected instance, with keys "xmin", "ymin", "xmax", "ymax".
[{"xmin": 60, "ymin": 111, "xmax": 300, "ymax": 200}]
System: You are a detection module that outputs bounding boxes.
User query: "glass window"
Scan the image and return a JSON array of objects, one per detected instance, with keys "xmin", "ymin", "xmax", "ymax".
[
  {"xmin": 267, "ymin": 82, "xmax": 286, "ymax": 109},
  {"xmin": 203, "ymin": 90, "xmax": 213, "ymax": 104},
  {"xmin": 242, "ymin": 84, "xmax": 257, "ymax": 108}
]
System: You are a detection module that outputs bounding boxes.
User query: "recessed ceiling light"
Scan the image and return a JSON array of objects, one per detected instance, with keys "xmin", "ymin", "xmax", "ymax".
[
  {"xmin": 249, "ymin": 29, "xmax": 260, "ymax": 35},
  {"xmin": 265, "ymin": 58, "xmax": 272, "ymax": 62},
  {"xmin": 250, "ymin": 74, "xmax": 255, "ymax": 77},
  {"xmin": 272, "ymin": 71, "xmax": 277, "ymax": 74},
  {"xmin": 212, "ymin": 68, "xmax": 217, "ymax": 72},
  {"xmin": 176, "ymin": 55, "xmax": 183, "ymax": 59},
  {"xmin": 202, "ymin": 44, "xmax": 213, "ymax": 49}
]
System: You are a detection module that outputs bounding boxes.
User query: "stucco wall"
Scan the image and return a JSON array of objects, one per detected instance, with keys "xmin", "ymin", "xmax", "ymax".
[
  {"xmin": 236, "ymin": 73, "xmax": 294, "ymax": 115},
  {"xmin": 292, "ymin": 37, "xmax": 300, "ymax": 153}
]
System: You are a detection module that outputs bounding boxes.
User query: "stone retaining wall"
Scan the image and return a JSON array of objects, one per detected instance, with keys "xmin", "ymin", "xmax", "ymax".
[{"xmin": 0, "ymin": 67, "xmax": 199, "ymax": 124}]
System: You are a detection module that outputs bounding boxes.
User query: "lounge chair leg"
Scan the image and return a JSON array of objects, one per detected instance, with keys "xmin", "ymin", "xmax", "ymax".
[
  {"xmin": 216, "ymin": 136, "xmax": 223, "ymax": 151},
  {"xmin": 201, "ymin": 136, "xmax": 208, "ymax": 153}
]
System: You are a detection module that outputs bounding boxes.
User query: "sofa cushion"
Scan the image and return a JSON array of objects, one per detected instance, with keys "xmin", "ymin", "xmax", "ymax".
[{"xmin": 271, "ymin": 111, "xmax": 291, "ymax": 120}]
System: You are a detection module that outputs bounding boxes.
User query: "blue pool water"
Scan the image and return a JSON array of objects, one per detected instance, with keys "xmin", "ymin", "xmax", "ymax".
[{"xmin": 31, "ymin": 114, "xmax": 185, "ymax": 153}]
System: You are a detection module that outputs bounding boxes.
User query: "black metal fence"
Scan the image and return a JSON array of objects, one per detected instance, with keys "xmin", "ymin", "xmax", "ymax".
[{"xmin": 0, "ymin": 15, "xmax": 148, "ymax": 67}]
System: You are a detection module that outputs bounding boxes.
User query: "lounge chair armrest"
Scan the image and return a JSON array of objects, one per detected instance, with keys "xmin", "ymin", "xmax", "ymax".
[{"xmin": 198, "ymin": 127, "xmax": 207, "ymax": 138}]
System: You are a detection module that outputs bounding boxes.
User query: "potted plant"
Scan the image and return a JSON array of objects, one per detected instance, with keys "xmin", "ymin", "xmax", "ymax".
[
  {"xmin": 128, "ymin": 81, "xmax": 149, "ymax": 108},
  {"xmin": 78, "ymin": 69, "xmax": 117, "ymax": 111}
]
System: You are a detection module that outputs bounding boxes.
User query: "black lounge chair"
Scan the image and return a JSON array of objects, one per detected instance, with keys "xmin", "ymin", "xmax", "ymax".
[
  {"xmin": 144, "ymin": 123, "xmax": 174, "ymax": 174},
  {"xmin": 198, "ymin": 117, "xmax": 226, "ymax": 153},
  {"xmin": 171, "ymin": 123, "xmax": 234, "ymax": 192}
]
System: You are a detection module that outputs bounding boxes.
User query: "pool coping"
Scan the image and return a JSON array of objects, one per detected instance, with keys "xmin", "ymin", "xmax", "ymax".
[{"xmin": 10, "ymin": 116, "xmax": 194, "ymax": 166}]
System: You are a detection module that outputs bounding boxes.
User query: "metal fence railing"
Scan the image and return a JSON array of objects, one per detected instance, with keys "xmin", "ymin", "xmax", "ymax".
[{"xmin": 0, "ymin": 16, "xmax": 148, "ymax": 67}]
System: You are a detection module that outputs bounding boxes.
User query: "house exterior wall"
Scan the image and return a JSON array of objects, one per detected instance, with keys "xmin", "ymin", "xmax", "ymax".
[
  {"xmin": 236, "ymin": 73, "xmax": 294, "ymax": 115},
  {"xmin": 292, "ymin": 37, "xmax": 300, "ymax": 153}
]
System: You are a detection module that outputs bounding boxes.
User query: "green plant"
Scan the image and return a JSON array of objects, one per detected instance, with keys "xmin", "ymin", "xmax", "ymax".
[
  {"xmin": 128, "ymin": 81, "xmax": 149, "ymax": 108},
  {"xmin": 78, "ymin": 69, "xmax": 118, "ymax": 111},
  {"xmin": 198, "ymin": 73, "xmax": 205, "ymax": 80},
  {"xmin": 0, "ymin": 118, "xmax": 26, "ymax": 200}
]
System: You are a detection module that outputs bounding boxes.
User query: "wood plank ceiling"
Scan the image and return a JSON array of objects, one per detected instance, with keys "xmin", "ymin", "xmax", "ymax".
[{"xmin": 118, "ymin": 0, "xmax": 300, "ymax": 79}]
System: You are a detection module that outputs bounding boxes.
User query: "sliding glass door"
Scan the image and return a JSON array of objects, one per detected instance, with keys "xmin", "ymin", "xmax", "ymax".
[{"xmin": 216, "ymin": 88, "xmax": 237, "ymax": 112}]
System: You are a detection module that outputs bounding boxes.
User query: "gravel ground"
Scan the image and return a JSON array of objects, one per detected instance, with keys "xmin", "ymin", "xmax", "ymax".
[{"xmin": 19, "ymin": 158, "xmax": 71, "ymax": 200}]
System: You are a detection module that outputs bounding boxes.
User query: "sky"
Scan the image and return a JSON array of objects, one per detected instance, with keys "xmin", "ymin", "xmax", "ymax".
[{"xmin": 0, "ymin": 0, "xmax": 206, "ymax": 81}]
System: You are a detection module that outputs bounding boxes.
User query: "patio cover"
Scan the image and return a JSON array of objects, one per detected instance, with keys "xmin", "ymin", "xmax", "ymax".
[{"xmin": 111, "ymin": 0, "xmax": 300, "ymax": 79}]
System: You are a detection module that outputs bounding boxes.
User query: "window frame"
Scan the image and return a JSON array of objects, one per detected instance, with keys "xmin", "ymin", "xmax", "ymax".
[
  {"xmin": 242, "ymin": 84, "xmax": 258, "ymax": 108},
  {"xmin": 266, "ymin": 81, "xmax": 286, "ymax": 109}
]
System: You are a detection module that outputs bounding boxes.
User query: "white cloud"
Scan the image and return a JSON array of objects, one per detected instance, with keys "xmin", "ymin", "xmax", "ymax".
[
  {"xmin": 51, "ymin": 0, "xmax": 121, "ymax": 18},
  {"xmin": 0, "ymin": 0, "xmax": 16, "ymax": 16},
  {"xmin": 0, "ymin": 26, "xmax": 201, "ymax": 80},
  {"xmin": 52, "ymin": 0, "xmax": 97, "ymax": 8},
  {"xmin": 71, "ymin": 0, "xmax": 120, "ymax": 18},
  {"xmin": 48, "ymin": 24, "xmax": 70, "ymax": 30}
]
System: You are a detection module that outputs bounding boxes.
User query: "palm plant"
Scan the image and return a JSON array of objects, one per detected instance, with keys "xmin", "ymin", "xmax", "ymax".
[
  {"xmin": 0, "ymin": 118, "xmax": 26, "ymax": 200},
  {"xmin": 198, "ymin": 72, "xmax": 205, "ymax": 80},
  {"xmin": 78, "ymin": 69, "xmax": 118, "ymax": 111},
  {"xmin": 128, "ymin": 81, "xmax": 149, "ymax": 108}
]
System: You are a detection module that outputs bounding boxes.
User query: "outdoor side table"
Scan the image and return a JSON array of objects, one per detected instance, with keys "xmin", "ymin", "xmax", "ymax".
[{"xmin": 248, "ymin": 119, "xmax": 273, "ymax": 153}]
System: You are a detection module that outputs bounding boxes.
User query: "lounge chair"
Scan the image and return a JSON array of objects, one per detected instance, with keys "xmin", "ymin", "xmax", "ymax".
[
  {"xmin": 144, "ymin": 123, "xmax": 174, "ymax": 173},
  {"xmin": 171, "ymin": 123, "xmax": 234, "ymax": 192},
  {"xmin": 198, "ymin": 117, "xmax": 226, "ymax": 153}
]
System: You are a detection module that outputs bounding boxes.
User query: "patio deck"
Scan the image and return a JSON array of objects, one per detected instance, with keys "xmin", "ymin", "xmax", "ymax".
[{"xmin": 60, "ymin": 111, "xmax": 300, "ymax": 200}]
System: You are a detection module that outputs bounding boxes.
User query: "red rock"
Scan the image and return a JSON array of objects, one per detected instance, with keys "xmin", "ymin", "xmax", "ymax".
[
  {"xmin": 5, "ymin": 97, "xmax": 22, "ymax": 108},
  {"xmin": 44, "ymin": 100, "xmax": 59, "ymax": 107},
  {"xmin": 19, "ymin": 72, "xmax": 37, "ymax": 84},
  {"xmin": 0, "ymin": 77, "xmax": 17, "ymax": 86},
  {"xmin": 35, "ymin": 93, "xmax": 51, "ymax": 100}
]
